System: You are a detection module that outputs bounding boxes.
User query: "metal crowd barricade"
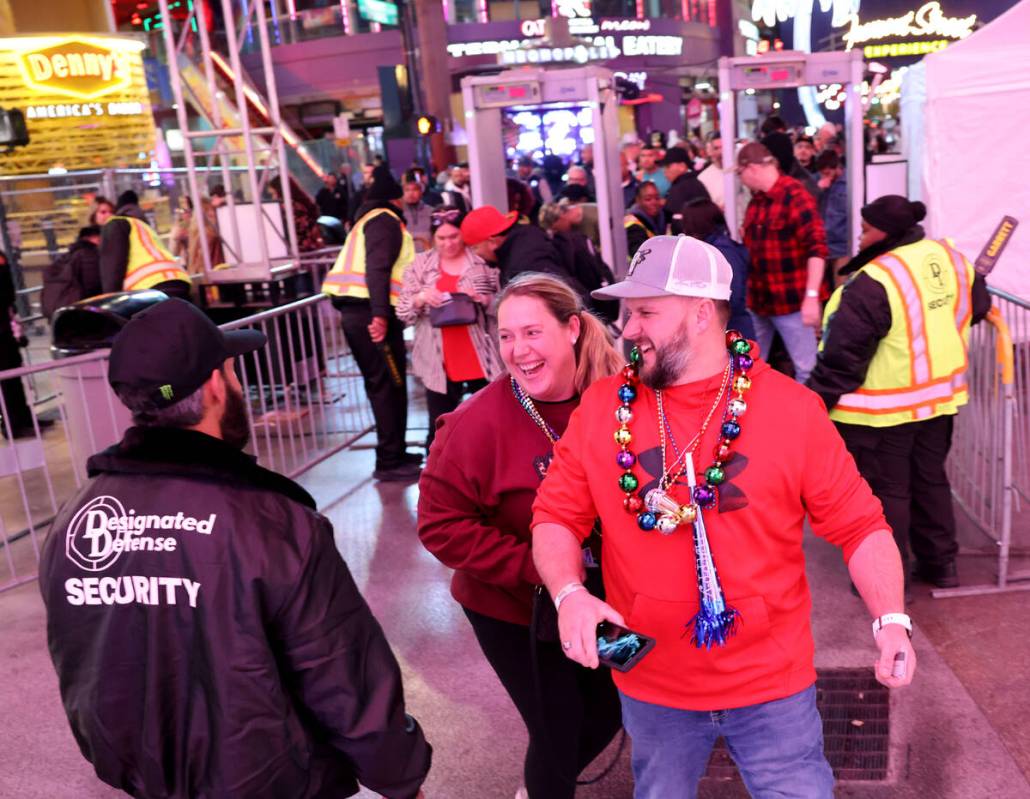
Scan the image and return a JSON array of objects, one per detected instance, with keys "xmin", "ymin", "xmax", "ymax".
[
  {"xmin": 941, "ymin": 291, "xmax": 1030, "ymax": 597},
  {"xmin": 0, "ymin": 293, "xmax": 372, "ymax": 593}
]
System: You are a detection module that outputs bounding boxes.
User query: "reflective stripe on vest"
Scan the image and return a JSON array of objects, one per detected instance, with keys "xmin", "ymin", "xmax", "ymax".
[
  {"xmin": 321, "ymin": 207, "xmax": 413, "ymax": 305},
  {"xmin": 624, "ymin": 217, "xmax": 654, "ymax": 238},
  {"xmin": 112, "ymin": 216, "xmax": 190, "ymax": 291},
  {"xmin": 827, "ymin": 238, "xmax": 973, "ymax": 427}
]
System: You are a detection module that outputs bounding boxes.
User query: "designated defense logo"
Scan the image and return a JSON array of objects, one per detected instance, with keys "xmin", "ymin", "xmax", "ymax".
[{"xmin": 66, "ymin": 495, "xmax": 130, "ymax": 572}]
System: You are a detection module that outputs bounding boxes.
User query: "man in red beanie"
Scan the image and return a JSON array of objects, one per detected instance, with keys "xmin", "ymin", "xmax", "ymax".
[
  {"xmin": 807, "ymin": 195, "xmax": 990, "ymax": 589},
  {"xmin": 460, "ymin": 205, "xmax": 582, "ymax": 292}
]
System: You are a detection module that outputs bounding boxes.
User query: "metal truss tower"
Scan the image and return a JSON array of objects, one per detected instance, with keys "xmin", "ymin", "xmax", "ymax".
[{"xmin": 157, "ymin": 0, "xmax": 299, "ymax": 280}]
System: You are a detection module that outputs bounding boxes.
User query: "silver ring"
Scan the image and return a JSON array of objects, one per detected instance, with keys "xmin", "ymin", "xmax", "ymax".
[{"xmin": 562, "ymin": 640, "xmax": 572, "ymax": 650}]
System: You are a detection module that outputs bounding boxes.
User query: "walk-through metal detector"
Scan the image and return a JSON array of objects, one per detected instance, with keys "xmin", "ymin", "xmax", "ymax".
[
  {"xmin": 461, "ymin": 67, "xmax": 628, "ymax": 273},
  {"xmin": 718, "ymin": 51, "xmax": 865, "ymax": 256}
]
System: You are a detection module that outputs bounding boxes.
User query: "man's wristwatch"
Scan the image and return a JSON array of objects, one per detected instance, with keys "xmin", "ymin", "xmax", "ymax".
[{"xmin": 872, "ymin": 613, "xmax": 912, "ymax": 640}]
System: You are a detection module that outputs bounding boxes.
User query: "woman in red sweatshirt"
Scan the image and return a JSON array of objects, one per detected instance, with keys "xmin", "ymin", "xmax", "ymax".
[{"xmin": 417, "ymin": 274, "xmax": 624, "ymax": 799}]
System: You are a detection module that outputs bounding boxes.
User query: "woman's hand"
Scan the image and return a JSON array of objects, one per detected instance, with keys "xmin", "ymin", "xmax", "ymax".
[{"xmin": 418, "ymin": 288, "xmax": 449, "ymax": 308}]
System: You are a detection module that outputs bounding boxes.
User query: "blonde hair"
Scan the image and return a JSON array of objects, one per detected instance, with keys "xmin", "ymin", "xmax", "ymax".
[{"xmin": 497, "ymin": 273, "xmax": 623, "ymax": 395}]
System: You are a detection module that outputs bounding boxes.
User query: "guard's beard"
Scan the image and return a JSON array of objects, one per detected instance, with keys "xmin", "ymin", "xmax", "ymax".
[{"xmin": 221, "ymin": 383, "xmax": 251, "ymax": 450}]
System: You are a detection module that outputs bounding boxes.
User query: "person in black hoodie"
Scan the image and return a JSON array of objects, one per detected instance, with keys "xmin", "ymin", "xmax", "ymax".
[
  {"xmin": 807, "ymin": 196, "xmax": 990, "ymax": 589},
  {"xmin": 660, "ymin": 148, "xmax": 711, "ymax": 235},
  {"xmin": 39, "ymin": 299, "xmax": 431, "ymax": 799},
  {"xmin": 42, "ymin": 225, "xmax": 103, "ymax": 320},
  {"xmin": 459, "ymin": 205, "xmax": 584, "ymax": 295}
]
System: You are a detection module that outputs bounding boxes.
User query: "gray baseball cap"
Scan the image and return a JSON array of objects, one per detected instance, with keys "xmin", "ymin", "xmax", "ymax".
[{"xmin": 592, "ymin": 235, "xmax": 733, "ymax": 301}]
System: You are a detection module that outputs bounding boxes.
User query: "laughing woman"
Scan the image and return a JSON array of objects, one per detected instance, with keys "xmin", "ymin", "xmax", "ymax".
[{"xmin": 417, "ymin": 274, "xmax": 624, "ymax": 799}]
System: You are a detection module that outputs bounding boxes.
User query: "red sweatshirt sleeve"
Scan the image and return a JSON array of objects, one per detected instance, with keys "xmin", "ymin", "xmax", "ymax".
[
  {"xmin": 799, "ymin": 392, "xmax": 887, "ymax": 562},
  {"xmin": 532, "ymin": 390, "xmax": 600, "ymax": 543},
  {"xmin": 417, "ymin": 412, "xmax": 540, "ymax": 588}
]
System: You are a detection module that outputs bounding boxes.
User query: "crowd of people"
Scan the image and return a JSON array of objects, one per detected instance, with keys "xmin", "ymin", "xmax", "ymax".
[{"xmin": 31, "ymin": 110, "xmax": 989, "ymax": 799}]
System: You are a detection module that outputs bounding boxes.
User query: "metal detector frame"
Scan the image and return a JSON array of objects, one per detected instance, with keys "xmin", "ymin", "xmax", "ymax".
[
  {"xmin": 718, "ymin": 50, "xmax": 865, "ymax": 256},
  {"xmin": 461, "ymin": 66, "xmax": 627, "ymax": 274}
]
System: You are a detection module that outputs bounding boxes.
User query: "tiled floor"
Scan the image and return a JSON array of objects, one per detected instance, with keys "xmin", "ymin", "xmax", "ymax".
[{"xmin": 2, "ymin": 423, "xmax": 1029, "ymax": 798}]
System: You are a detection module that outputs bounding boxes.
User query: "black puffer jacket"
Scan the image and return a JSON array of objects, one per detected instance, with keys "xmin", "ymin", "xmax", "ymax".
[
  {"xmin": 39, "ymin": 426, "xmax": 431, "ymax": 799},
  {"xmin": 495, "ymin": 222, "xmax": 584, "ymax": 293}
]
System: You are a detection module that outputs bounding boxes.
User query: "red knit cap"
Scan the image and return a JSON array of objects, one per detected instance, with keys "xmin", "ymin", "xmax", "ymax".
[{"xmin": 460, "ymin": 206, "xmax": 517, "ymax": 246}]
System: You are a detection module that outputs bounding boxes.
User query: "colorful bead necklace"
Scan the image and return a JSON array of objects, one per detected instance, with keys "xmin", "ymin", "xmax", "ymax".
[
  {"xmin": 615, "ymin": 331, "xmax": 754, "ymax": 534},
  {"xmin": 511, "ymin": 377, "xmax": 560, "ymax": 444},
  {"xmin": 614, "ymin": 331, "xmax": 754, "ymax": 649}
]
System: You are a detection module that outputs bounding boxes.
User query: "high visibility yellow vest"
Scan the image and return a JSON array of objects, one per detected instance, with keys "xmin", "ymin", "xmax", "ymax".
[
  {"xmin": 624, "ymin": 216, "xmax": 655, "ymax": 238},
  {"xmin": 321, "ymin": 207, "xmax": 414, "ymax": 305},
  {"xmin": 109, "ymin": 216, "xmax": 191, "ymax": 292},
  {"xmin": 821, "ymin": 238, "xmax": 974, "ymax": 427}
]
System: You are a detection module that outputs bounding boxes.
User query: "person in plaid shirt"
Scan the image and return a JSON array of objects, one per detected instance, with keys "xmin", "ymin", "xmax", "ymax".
[{"xmin": 738, "ymin": 142, "xmax": 828, "ymax": 382}]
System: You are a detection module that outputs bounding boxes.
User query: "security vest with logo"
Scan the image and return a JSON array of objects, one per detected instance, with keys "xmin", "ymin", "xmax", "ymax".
[
  {"xmin": 110, "ymin": 216, "xmax": 191, "ymax": 292},
  {"xmin": 821, "ymin": 238, "xmax": 974, "ymax": 428},
  {"xmin": 321, "ymin": 207, "xmax": 414, "ymax": 305}
]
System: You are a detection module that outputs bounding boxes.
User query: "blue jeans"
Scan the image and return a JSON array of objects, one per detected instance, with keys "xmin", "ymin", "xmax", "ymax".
[
  {"xmin": 620, "ymin": 686, "xmax": 834, "ymax": 799},
  {"xmin": 750, "ymin": 311, "xmax": 818, "ymax": 383}
]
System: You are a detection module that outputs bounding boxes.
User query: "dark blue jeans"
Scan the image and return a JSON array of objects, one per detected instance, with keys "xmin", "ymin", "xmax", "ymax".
[{"xmin": 620, "ymin": 686, "xmax": 834, "ymax": 798}]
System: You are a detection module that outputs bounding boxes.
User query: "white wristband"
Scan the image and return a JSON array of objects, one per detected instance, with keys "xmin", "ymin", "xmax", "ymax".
[
  {"xmin": 872, "ymin": 613, "xmax": 912, "ymax": 641},
  {"xmin": 805, "ymin": 289, "xmax": 819, "ymax": 298},
  {"xmin": 553, "ymin": 582, "xmax": 586, "ymax": 613}
]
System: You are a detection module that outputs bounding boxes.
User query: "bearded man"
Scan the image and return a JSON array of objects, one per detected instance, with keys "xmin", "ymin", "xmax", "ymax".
[
  {"xmin": 531, "ymin": 235, "xmax": 915, "ymax": 798},
  {"xmin": 39, "ymin": 299, "xmax": 431, "ymax": 799}
]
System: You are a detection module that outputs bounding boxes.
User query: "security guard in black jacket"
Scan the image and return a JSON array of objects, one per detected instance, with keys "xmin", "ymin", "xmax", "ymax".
[{"xmin": 40, "ymin": 299, "xmax": 431, "ymax": 799}]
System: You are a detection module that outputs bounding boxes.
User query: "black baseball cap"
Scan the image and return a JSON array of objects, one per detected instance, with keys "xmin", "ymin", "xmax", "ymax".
[
  {"xmin": 108, "ymin": 299, "xmax": 266, "ymax": 409},
  {"xmin": 658, "ymin": 148, "xmax": 691, "ymax": 166}
]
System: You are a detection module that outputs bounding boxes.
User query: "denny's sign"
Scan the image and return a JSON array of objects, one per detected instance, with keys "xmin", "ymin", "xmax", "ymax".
[
  {"xmin": 0, "ymin": 34, "xmax": 155, "ymax": 174},
  {"xmin": 18, "ymin": 39, "xmax": 135, "ymax": 99}
]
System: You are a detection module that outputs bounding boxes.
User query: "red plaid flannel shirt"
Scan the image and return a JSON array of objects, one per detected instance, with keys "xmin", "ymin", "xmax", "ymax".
[{"xmin": 743, "ymin": 175, "xmax": 828, "ymax": 316}]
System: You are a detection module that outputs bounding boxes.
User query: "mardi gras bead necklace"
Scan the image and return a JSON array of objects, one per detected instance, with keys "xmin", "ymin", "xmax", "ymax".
[
  {"xmin": 614, "ymin": 331, "xmax": 754, "ymax": 649},
  {"xmin": 511, "ymin": 377, "xmax": 560, "ymax": 444},
  {"xmin": 616, "ymin": 332, "xmax": 753, "ymax": 534}
]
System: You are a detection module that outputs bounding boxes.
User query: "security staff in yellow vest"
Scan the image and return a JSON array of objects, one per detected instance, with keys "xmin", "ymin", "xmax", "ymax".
[
  {"xmin": 807, "ymin": 196, "xmax": 989, "ymax": 590},
  {"xmin": 322, "ymin": 164, "xmax": 420, "ymax": 482},
  {"xmin": 624, "ymin": 181, "xmax": 666, "ymax": 259},
  {"xmin": 100, "ymin": 191, "xmax": 192, "ymax": 301}
]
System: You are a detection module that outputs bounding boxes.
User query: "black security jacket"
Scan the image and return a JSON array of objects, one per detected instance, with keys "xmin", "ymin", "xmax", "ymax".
[{"xmin": 39, "ymin": 426, "xmax": 431, "ymax": 799}]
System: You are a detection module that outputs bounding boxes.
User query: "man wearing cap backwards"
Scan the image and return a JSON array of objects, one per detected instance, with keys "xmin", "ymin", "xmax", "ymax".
[
  {"xmin": 531, "ymin": 235, "xmax": 915, "ymax": 798},
  {"xmin": 461, "ymin": 205, "xmax": 584, "ymax": 293},
  {"xmin": 737, "ymin": 141, "xmax": 828, "ymax": 385},
  {"xmin": 39, "ymin": 299, "xmax": 431, "ymax": 799},
  {"xmin": 807, "ymin": 196, "xmax": 990, "ymax": 590},
  {"xmin": 322, "ymin": 163, "xmax": 422, "ymax": 481}
]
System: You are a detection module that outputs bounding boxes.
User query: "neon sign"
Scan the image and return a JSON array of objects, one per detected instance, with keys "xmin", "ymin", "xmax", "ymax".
[
  {"xmin": 841, "ymin": 2, "xmax": 976, "ymax": 50},
  {"xmin": 14, "ymin": 38, "xmax": 142, "ymax": 100},
  {"xmin": 751, "ymin": 0, "xmax": 858, "ymax": 29}
]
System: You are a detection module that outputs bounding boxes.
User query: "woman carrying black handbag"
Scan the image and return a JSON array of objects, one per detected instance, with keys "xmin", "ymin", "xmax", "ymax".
[{"xmin": 396, "ymin": 206, "xmax": 503, "ymax": 451}]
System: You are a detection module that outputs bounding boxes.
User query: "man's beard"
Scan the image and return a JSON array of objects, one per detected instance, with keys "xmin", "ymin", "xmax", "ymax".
[
  {"xmin": 220, "ymin": 384, "xmax": 251, "ymax": 450},
  {"xmin": 638, "ymin": 322, "xmax": 693, "ymax": 390}
]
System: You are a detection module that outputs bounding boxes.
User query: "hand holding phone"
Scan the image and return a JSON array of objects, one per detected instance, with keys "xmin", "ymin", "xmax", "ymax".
[
  {"xmin": 557, "ymin": 591, "xmax": 624, "ymax": 669},
  {"xmin": 596, "ymin": 621, "xmax": 656, "ymax": 673}
]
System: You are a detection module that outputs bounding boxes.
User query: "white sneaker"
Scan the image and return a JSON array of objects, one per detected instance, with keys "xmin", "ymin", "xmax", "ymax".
[{"xmin": 515, "ymin": 788, "xmax": 529, "ymax": 799}]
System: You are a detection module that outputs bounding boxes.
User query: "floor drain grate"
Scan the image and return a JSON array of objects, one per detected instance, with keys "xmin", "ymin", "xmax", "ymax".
[{"xmin": 703, "ymin": 668, "xmax": 890, "ymax": 783}]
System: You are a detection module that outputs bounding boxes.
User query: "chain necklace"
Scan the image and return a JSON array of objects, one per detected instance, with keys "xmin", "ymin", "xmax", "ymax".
[
  {"xmin": 655, "ymin": 360, "xmax": 731, "ymax": 493},
  {"xmin": 615, "ymin": 332, "xmax": 754, "ymax": 534},
  {"xmin": 510, "ymin": 377, "xmax": 560, "ymax": 444}
]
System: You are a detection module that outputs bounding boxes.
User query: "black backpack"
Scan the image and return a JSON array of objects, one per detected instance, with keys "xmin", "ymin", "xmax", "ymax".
[{"xmin": 41, "ymin": 249, "xmax": 86, "ymax": 320}]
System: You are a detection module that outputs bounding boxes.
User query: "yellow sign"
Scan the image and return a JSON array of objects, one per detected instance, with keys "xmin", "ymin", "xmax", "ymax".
[
  {"xmin": 0, "ymin": 34, "xmax": 155, "ymax": 174},
  {"xmin": 842, "ymin": 2, "xmax": 977, "ymax": 51}
]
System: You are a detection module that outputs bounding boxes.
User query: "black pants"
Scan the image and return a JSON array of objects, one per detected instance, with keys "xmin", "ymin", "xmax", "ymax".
[
  {"xmin": 425, "ymin": 377, "xmax": 488, "ymax": 450},
  {"xmin": 836, "ymin": 415, "xmax": 958, "ymax": 571},
  {"xmin": 464, "ymin": 607, "xmax": 623, "ymax": 799},
  {"xmin": 336, "ymin": 302, "xmax": 409, "ymax": 469},
  {"xmin": 0, "ymin": 332, "xmax": 31, "ymax": 436}
]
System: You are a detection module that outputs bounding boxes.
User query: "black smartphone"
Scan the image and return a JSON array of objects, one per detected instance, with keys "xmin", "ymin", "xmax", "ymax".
[{"xmin": 596, "ymin": 621, "xmax": 656, "ymax": 672}]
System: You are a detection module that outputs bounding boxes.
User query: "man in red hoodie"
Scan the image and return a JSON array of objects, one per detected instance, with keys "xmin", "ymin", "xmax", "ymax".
[{"xmin": 532, "ymin": 235, "xmax": 915, "ymax": 798}]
